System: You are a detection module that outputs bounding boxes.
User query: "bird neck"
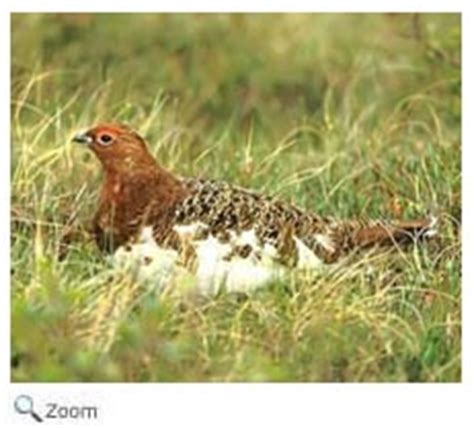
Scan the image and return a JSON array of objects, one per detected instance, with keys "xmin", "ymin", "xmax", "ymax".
[
  {"xmin": 94, "ymin": 162, "xmax": 188, "ymax": 251},
  {"xmin": 101, "ymin": 163, "xmax": 185, "ymax": 209}
]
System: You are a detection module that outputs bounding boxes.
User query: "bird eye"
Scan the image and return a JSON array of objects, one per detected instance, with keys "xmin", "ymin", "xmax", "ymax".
[{"xmin": 98, "ymin": 134, "xmax": 113, "ymax": 145}]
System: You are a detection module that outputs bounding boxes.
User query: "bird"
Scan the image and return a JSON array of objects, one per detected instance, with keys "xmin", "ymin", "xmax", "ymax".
[{"xmin": 73, "ymin": 122, "xmax": 437, "ymax": 296}]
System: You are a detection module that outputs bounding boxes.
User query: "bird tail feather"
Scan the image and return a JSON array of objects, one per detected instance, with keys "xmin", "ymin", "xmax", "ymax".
[{"xmin": 352, "ymin": 215, "xmax": 438, "ymax": 248}]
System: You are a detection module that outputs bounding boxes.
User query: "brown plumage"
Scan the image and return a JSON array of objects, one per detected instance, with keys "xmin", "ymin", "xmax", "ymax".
[{"xmin": 73, "ymin": 122, "xmax": 436, "ymax": 270}]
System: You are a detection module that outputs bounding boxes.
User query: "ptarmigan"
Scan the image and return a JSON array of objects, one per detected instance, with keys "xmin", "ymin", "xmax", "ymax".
[{"xmin": 73, "ymin": 123, "xmax": 437, "ymax": 296}]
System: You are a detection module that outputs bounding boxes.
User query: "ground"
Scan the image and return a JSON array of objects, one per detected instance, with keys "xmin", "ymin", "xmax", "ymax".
[{"xmin": 11, "ymin": 13, "xmax": 461, "ymax": 381}]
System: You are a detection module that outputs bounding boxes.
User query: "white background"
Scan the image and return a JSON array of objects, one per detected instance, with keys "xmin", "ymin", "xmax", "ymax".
[{"xmin": 1, "ymin": 2, "xmax": 472, "ymax": 428}]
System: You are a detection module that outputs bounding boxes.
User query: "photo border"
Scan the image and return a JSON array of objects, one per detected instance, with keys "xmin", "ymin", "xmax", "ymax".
[{"xmin": 2, "ymin": 2, "xmax": 471, "ymax": 427}]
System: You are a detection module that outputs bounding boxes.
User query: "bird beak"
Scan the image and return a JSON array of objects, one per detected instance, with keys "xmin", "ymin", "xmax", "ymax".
[{"xmin": 72, "ymin": 132, "xmax": 93, "ymax": 145}]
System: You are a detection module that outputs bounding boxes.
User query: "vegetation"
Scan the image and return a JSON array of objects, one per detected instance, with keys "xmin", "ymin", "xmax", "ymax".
[{"xmin": 11, "ymin": 13, "xmax": 461, "ymax": 381}]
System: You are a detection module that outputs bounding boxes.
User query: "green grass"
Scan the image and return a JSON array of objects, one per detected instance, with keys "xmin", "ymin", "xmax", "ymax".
[{"xmin": 11, "ymin": 13, "xmax": 461, "ymax": 382}]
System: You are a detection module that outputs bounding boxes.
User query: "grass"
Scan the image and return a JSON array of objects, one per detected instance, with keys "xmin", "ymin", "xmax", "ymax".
[{"xmin": 11, "ymin": 13, "xmax": 461, "ymax": 382}]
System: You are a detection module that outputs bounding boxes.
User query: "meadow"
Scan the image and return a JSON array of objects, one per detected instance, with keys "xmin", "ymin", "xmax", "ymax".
[{"xmin": 11, "ymin": 13, "xmax": 461, "ymax": 381}]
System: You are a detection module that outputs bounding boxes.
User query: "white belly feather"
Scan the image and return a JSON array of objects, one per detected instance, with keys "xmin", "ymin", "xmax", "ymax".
[
  {"xmin": 112, "ymin": 226, "xmax": 180, "ymax": 290},
  {"xmin": 111, "ymin": 224, "xmax": 323, "ymax": 296}
]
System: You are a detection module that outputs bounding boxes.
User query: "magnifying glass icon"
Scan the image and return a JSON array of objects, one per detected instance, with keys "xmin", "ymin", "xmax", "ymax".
[{"xmin": 14, "ymin": 395, "xmax": 43, "ymax": 422}]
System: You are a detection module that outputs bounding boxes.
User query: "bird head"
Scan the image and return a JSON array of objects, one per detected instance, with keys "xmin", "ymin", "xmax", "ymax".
[{"xmin": 73, "ymin": 123, "xmax": 157, "ymax": 173}]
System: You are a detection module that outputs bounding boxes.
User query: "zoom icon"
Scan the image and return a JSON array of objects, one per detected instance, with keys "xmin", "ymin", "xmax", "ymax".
[{"xmin": 14, "ymin": 395, "xmax": 43, "ymax": 422}]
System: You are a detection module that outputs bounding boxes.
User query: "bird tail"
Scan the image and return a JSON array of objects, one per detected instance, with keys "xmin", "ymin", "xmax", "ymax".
[{"xmin": 351, "ymin": 215, "xmax": 438, "ymax": 248}]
